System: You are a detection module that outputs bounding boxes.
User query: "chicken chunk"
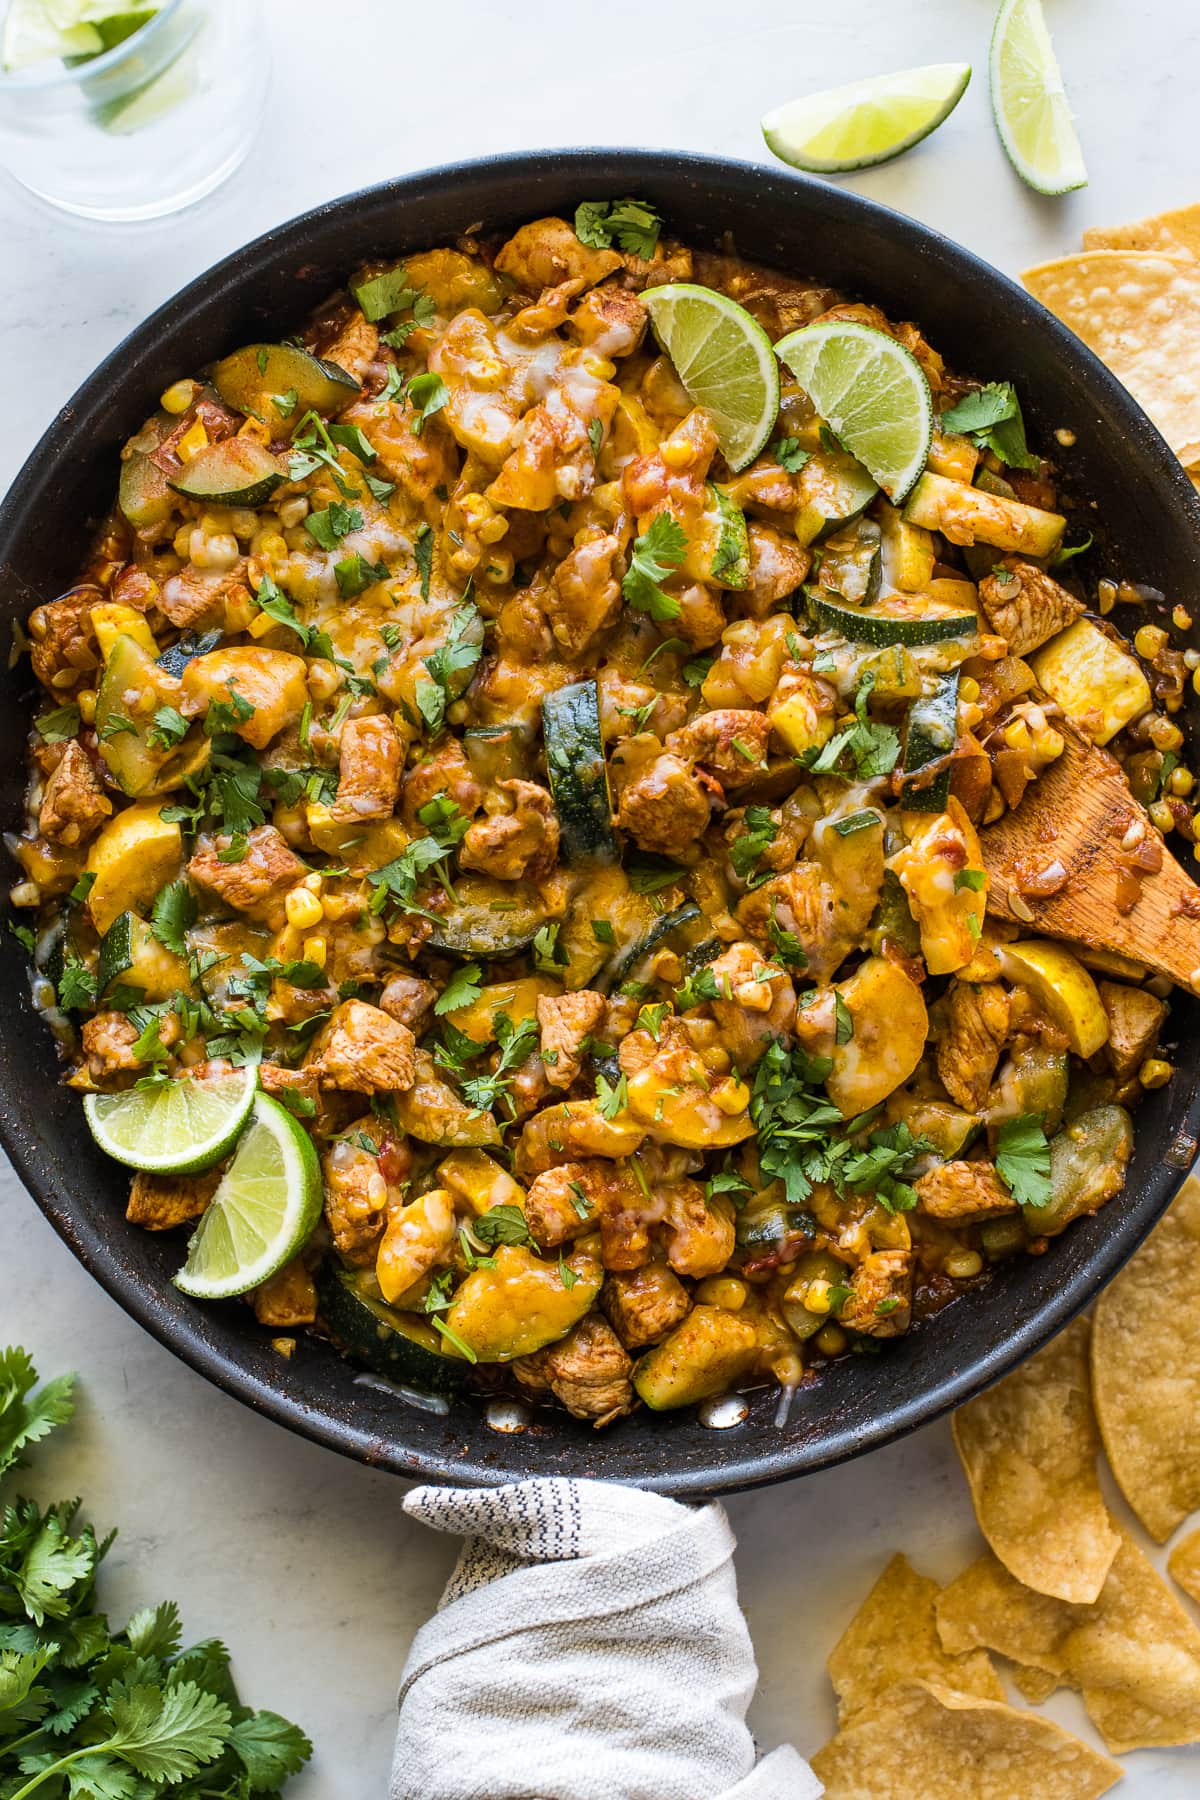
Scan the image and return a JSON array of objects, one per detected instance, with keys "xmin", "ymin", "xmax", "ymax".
[
  {"xmin": 332, "ymin": 714, "xmax": 402, "ymax": 822},
  {"xmin": 515, "ymin": 1100, "xmax": 646, "ymax": 1177},
  {"xmin": 376, "ymin": 1186, "xmax": 457, "ymax": 1305},
  {"xmin": 180, "ymin": 647, "xmax": 308, "ymax": 750},
  {"xmin": 536, "ymin": 989, "xmax": 606, "ymax": 1090},
  {"xmin": 401, "ymin": 739, "xmax": 485, "ymax": 829},
  {"xmin": 666, "ymin": 709, "xmax": 771, "ymax": 788},
  {"xmin": 601, "ymin": 1264, "xmax": 691, "ymax": 1349},
  {"xmin": 745, "ymin": 523, "xmax": 812, "ymax": 615},
  {"xmin": 321, "ymin": 1133, "xmax": 390, "ymax": 1263},
  {"xmin": 495, "ymin": 217, "xmax": 622, "ymax": 294},
  {"xmin": 250, "ymin": 1257, "xmax": 318, "ymax": 1327},
  {"xmin": 257, "ymin": 1063, "xmax": 320, "ymax": 1108},
  {"xmin": 307, "ymin": 302, "xmax": 379, "ymax": 382},
  {"xmin": 160, "ymin": 560, "xmax": 251, "ymax": 630},
  {"xmin": 38, "ymin": 741, "xmax": 111, "ymax": 846},
  {"xmin": 340, "ymin": 392, "xmax": 458, "ymax": 503},
  {"xmin": 704, "ymin": 940, "xmax": 797, "ymax": 1066},
  {"xmin": 978, "ymin": 557, "xmax": 1084, "ymax": 656},
  {"xmin": 523, "ymin": 1162, "xmax": 601, "ymax": 1247},
  {"xmin": 915, "ymin": 1161, "xmax": 1019, "ymax": 1223},
  {"xmin": 28, "ymin": 586, "xmax": 101, "ymax": 691},
  {"xmin": 550, "ymin": 532, "xmax": 623, "ymax": 655},
  {"xmin": 937, "ymin": 979, "xmax": 1010, "ymax": 1112},
  {"xmin": 379, "ymin": 972, "xmax": 439, "ymax": 1034},
  {"xmin": 79, "ymin": 1012, "xmax": 142, "ymax": 1083},
  {"xmin": 661, "ymin": 1181, "xmax": 736, "ymax": 1278},
  {"xmin": 570, "ymin": 284, "xmax": 648, "ymax": 357},
  {"xmin": 613, "ymin": 751, "xmax": 712, "ymax": 857},
  {"xmin": 126, "ymin": 1168, "xmax": 218, "ymax": 1231},
  {"xmin": 839, "ymin": 1249, "xmax": 914, "ymax": 1337},
  {"xmin": 513, "ymin": 1313, "xmax": 634, "ymax": 1427},
  {"xmin": 308, "ymin": 998, "xmax": 416, "ymax": 1093},
  {"xmin": 459, "ymin": 779, "xmax": 559, "ymax": 882},
  {"xmin": 1098, "ymin": 980, "xmax": 1166, "ymax": 1080},
  {"xmin": 188, "ymin": 824, "xmax": 308, "ymax": 930}
]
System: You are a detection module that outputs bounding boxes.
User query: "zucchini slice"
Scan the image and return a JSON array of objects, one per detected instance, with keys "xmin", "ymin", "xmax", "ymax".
[
  {"xmin": 168, "ymin": 439, "xmax": 285, "ymax": 507},
  {"xmin": 425, "ymin": 876, "xmax": 546, "ymax": 959},
  {"xmin": 542, "ymin": 680, "xmax": 618, "ymax": 865},
  {"xmin": 556, "ymin": 866, "xmax": 661, "ymax": 990},
  {"xmin": 808, "ymin": 584, "xmax": 978, "ymax": 647},
  {"xmin": 119, "ymin": 450, "xmax": 173, "ymax": 531},
  {"xmin": 901, "ymin": 672, "xmax": 959, "ymax": 811},
  {"xmin": 210, "ymin": 343, "xmax": 360, "ymax": 424},
  {"xmin": 462, "ymin": 724, "xmax": 528, "ymax": 786},
  {"xmin": 903, "ymin": 471, "xmax": 1065, "ymax": 558},
  {"xmin": 794, "ymin": 447, "xmax": 878, "ymax": 546},
  {"xmin": 156, "ymin": 629, "xmax": 222, "ymax": 680},
  {"xmin": 708, "ymin": 484, "xmax": 751, "ymax": 590},
  {"xmin": 96, "ymin": 911, "xmax": 189, "ymax": 1002},
  {"xmin": 815, "ymin": 520, "xmax": 881, "ymax": 607},
  {"xmin": 317, "ymin": 1265, "xmax": 470, "ymax": 1395},
  {"xmin": 95, "ymin": 633, "xmax": 211, "ymax": 798},
  {"xmin": 605, "ymin": 900, "xmax": 706, "ymax": 994}
]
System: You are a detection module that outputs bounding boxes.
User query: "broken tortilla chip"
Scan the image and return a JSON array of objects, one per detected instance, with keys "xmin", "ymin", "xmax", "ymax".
[
  {"xmin": 1084, "ymin": 202, "xmax": 1200, "ymax": 264},
  {"xmin": 827, "ymin": 1552, "xmax": 1004, "ymax": 1721},
  {"xmin": 952, "ymin": 1316, "xmax": 1118, "ymax": 1603},
  {"xmin": 1092, "ymin": 1174, "xmax": 1200, "ymax": 1541},
  {"xmin": 1168, "ymin": 1527, "xmax": 1200, "ymax": 1606},
  {"xmin": 1013, "ymin": 1661, "xmax": 1061, "ymax": 1705},
  {"xmin": 935, "ymin": 1532, "xmax": 1200, "ymax": 1754},
  {"xmin": 1023, "ymin": 250, "xmax": 1200, "ymax": 461},
  {"xmin": 810, "ymin": 1679, "xmax": 1121, "ymax": 1800}
]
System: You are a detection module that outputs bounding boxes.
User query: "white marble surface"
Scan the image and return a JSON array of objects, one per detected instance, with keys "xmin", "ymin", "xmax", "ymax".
[{"xmin": 2, "ymin": 0, "xmax": 1200, "ymax": 1791}]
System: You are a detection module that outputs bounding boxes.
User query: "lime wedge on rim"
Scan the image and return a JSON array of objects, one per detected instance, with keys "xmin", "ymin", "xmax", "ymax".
[
  {"xmin": 84, "ymin": 1065, "xmax": 257, "ymax": 1174},
  {"xmin": 990, "ymin": 0, "xmax": 1087, "ymax": 195},
  {"xmin": 174, "ymin": 1093, "xmax": 322, "ymax": 1300},
  {"xmin": 762, "ymin": 63, "xmax": 971, "ymax": 174},
  {"xmin": 640, "ymin": 284, "xmax": 780, "ymax": 472},
  {"xmin": 775, "ymin": 320, "xmax": 933, "ymax": 503}
]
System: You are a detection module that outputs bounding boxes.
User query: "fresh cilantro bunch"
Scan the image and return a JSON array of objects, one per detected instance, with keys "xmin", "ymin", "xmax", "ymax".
[
  {"xmin": 0, "ymin": 1348, "xmax": 311, "ymax": 1799},
  {"xmin": 573, "ymin": 199, "xmax": 661, "ymax": 259}
]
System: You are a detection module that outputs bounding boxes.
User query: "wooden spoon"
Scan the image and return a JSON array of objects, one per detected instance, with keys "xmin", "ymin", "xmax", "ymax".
[{"xmin": 980, "ymin": 722, "xmax": 1200, "ymax": 995}]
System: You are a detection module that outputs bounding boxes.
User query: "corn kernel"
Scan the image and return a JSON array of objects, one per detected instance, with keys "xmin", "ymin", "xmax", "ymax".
[
  {"xmin": 711, "ymin": 1075, "xmax": 749, "ymax": 1116},
  {"xmin": 1097, "ymin": 578, "xmax": 1118, "ymax": 615},
  {"xmin": 1003, "ymin": 717, "xmax": 1032, "ymax": 753},
  {"xmin": 661, "ymin": 436, "xmax": 693, "ymax": 470},
  {"xmin": 803, "ymin": 1279, "xmax": 833, "ymax": 1316},
  {"xmin": 482, "ymin": 550, "xmax": 514, "ymax": 585},
  {"xmin": 238, "ymin": 416, "xmax": 272, "ymax": 447},
  {"xmin": 1169, "ymin": 767, "xmax": 1195, "ymax": 797},
  {"xmin": 1175, "ymin": 605, "xmax": 1194, "ymax": 631},
  {"xmin": 173, "ymin": 525, "xmax": 193, "ymax": 558},
  {"xmin": 302, "ymin": 871, "xmax": 324, "ymax": 892},
  {"xmin": 76, "ymin": 688, "xmax": 97, "ymax": 724},
  {"xmin": 160, "ymin": 379, "xmax": 198, "ymax": 414},
  {"xmin": 175, "ymin": 421, "xmax": 209, "ymax": 463},
  {"xmin": 1135, "ymin": 624, "xmax": 1168, "ymax": 660},
  {"xmin": 814, "ymin": 1323, "xmax": 847, "ymax": 1358},
  {"xmin": 9, "ymin": 881, "xmax": 39, "ymax": 908},
  {"xmin": 478, "ymin": 514, "xmax": 509, "ymax": 545},
  {"xmin": 1149, "ymin": 799, "xmax": 1175, "ymax": 832},
  {"xmin": 1149, "ymin": 715, "xmax": 1184, "ymax": 752},
  {"xmin": 958, "ymin": 675, "xmax": 981, "ymax": 703},
  {"xmin": 285, "ymin": 887, "xmax": 324, "ymax": 930},
  {"xmin": 302, "ymin": 934, "xmax": 327, "ymax": 970},
  {"xmin": 1140, "ymin": 1057, "xmax": 1173, "ymax": 1089},
  {"xmin": 581, "ymin": 352, "xmax": 616, "ymax": 379},
  {"xmin": 693, "ymin": 1276, "xmax": 747, "ymax": 1311},
  {"xmin": 945, "ymin": 1250, "xmax": 983, "ymax": 1280},
  {"xmin": 460, "ymin": 493, "xmax": 493, "ymax": 531}
]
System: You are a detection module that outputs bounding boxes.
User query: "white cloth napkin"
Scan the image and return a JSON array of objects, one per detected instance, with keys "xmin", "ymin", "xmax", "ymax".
[{"xmin": 391, "ymin": 1477, "xmax": 821, "ymax": 1800}]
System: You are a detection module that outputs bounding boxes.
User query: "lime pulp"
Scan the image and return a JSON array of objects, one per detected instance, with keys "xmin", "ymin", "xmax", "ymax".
[
  {"xmin": 989, "ymin": 0, "xmax": 1087, "ymax": 195},
  {"xmin": 775, "ymin": 319, "xmax": 933, "ymax": 504},
  {"xmin": 84, "ymin": 1065, "xmax": 257, "ymax": 1174},
  {"xmin": 640, "ymin": 284, "xmax": 781, "ymax": 473},
  {"xmin": 762, "ymin": 63, "xmax": 972, "ymax": 174}
]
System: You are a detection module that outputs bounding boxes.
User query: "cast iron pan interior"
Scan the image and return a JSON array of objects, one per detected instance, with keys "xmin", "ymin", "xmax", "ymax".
[{"xmin": 2, "ymin": 150, "xmax": 1199, "ymax": 1495}]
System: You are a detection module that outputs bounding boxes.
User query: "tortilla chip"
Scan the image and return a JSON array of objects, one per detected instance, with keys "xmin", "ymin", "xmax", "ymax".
[
  {"xmin": 810, "ymin": 1679, "xmax": 1121, "ymax": 1799},
  {"xmin": 1013, "ymin": 1661, "xmax": 1061, "ymax": 1705},
  {"xmin": 935, "ymin": 1532, "xmax": 1200, "ymax": 1753},
  {"xmin": 952, "ymin": 1316, "xmax": 1118, "ymax": 1602},
  {"xmin": 1084, "ymin": 203, "xmax": 1200, "ymax": 264},
  {"xmin": 1022, "ymin": 250, "xmax": 1200, "ymax": 460},
  {"xmin": 827, "ymin": 1552, "xmax": 1005, "ymax": 1720},
  {"xmin": 1168, "ymin": 1527, "xmax": 1200, "ymax": 1605},
  {"xmin": 1092, "ymin": 1174, "xmax": 1200, "ymax": 1540}
]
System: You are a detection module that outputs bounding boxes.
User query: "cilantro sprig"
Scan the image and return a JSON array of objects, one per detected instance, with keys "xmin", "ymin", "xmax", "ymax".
[
  {"xmin": 622, "ymin": 513, "xmax": 687, "ymax": 623},
  {"xmin": 940, "ymin": 382, "xmax": 1038, "ymax": 472},
  {"xmin": 995, "ymin": 1114, "xmax": 1052, "ymax": 1208},
  {"xmin": 574, "ymin": 198, "xmax": 662, "ymax": 259}
]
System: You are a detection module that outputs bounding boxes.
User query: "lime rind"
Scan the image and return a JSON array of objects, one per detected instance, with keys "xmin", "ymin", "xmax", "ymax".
[
  {"xmin": 989, "ymin": 0, "xmax": 1087, "ymax": 196},
  {"xmin": 762, "ymin": 62, "xmax": 972, "ymax": 174},
  {"xmin": 84, "ymin": 1066, "xmax": 258, "ymax": 1174},
  {"xmin": 174, "ymin": 1093, "xmax": 322, "ymax": 1300},
  {"xmin": 775, "ymin": 320, "xmax": 933, "ymax": 503},
  {"xmin": 641, "ymin": 284, "xmax": 781, "ymax": 472}
]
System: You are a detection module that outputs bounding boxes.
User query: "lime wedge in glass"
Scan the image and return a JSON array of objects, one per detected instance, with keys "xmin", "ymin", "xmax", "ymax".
[
  {"xmin": 762, "ymin": 63, "xmax": 971, "ymax": 173},
  {"xmin": 775, "ymin": 320, "xmax": 933, "ymax": 503},
  {"xmin": 640, "ymin": 284, "xmax": 780, "ymax": 472},
  {"xmin": 990, "ymin": 0, "xmax": 1087, "ymax": 195},
  {"xmin": 174, "ymin": 1093, "xmax": 322, "ymax": 1300},
  {"xmin": 84, "ymin": 1065, "xmax": 258, "ymax": 1174},
  {"xmin": 3, "ymin": 0, "xmax": 102, "ymax": 67}
]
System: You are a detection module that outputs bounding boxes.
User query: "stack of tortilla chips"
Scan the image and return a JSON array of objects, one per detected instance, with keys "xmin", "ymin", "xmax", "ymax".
[
  {"xmin": 1023, "ymin": 204, "xmax": 1200, "ymax": 491},
  {"xmin": 812, "ymin": 1177, "xmax": 1200, "ymax": 1797}
]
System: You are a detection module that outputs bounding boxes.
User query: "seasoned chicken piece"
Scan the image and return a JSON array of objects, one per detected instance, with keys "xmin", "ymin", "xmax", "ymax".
[
  {"xmin": 705, "ymin": 940, "xmax": 797, "ymax": 1066},
  {"xmin": 109, "ymin": 565, "xmax": 158, "ymax": 612},
  {"xmin": 427, "ymin": 309, "xmax": 525, "ymax": 464},
  {"xmin": 495, "ymin": 217, "xmax": 622, "ymax": 294},
  {"xmin": 38, "ymin": 740, "xmax": 111, "ymax": 846},
  {"xmin": 1098, "ymin": 980, "xmax": 1166, "ymax": 1080},
  {"xmin": 613, "ymin": 751, "xmax": 712, "ymax": 857},
  {"xmin": 550, "ymin": 532, "xmax": 623, "ymax": 655},
  {"xmin": 487, "ymin": 373, "xmax": 619, "ymax": 511},
  {"xmin": 181, "ymin": 647, "xmax": 308, "ymax": 749},
  {"xmin": 250, "ymin": 1257, "xmax": 318, "ymax": 1327},
  {"xmin": 79, "ymin": 1012, "xmax": 142, "ymax": 1082},
  {"xmin": 257, "ymin": 1063, "xmax": 319, "ymax": 1107},
  {"xmin": 601, "ymin": 1264, "xmax": 691, "ymax": 1349},
  {"xmin": 513, "ymin": 1313, "xmax": 634, "ymax": 1427},
  {"xmin": 188, "ymin": 824, "xmax": 308, "ymax": 930},
  {"xmin": 459, "ymin": 778, "xmax": 559, "ymax": 881},
  {"xmin": 160, "ymin": 560, "xmax": 251, "ymax": 630},
  {"xmin": 740, "ymin": 817, "xmax": 884, "ymax": 985},
  {"xmin": 308, "ymin": 998, "xmax": 416, "ymax": 1094},
  {"xmin": 839, "ymin": 1249, "xmax": 914, "ymax": 1337},
  {"xmin": 978, "ymin": 557, "xmax": 1084, "ymax": 655},
  {"xmin": 379, "ymin": 972, "xmax": 439, "ymax": 1034},
  {"xmin": 524, "ymin": 1161, "xmax": 605, "ymax": 1247},
  {"xmin": 515, "ymin": 1100, "xmax": 646, "ymax": 1177},
  {"xmin": 915, "ymin": 1161, "xmax": 1019, "ymax": 1223},
  {"xmin": 744, "ymin": 523, "xmax": 812, "ymax": 615},
  {"xmin": 340, "ymin": 392, "xmax": 458, "ymax": 502},
  {"xmin": 666, "ymin": 709, "xmax": 771, "ymax": 788},
  {"xmin": 306, "ymin": 302, "xmax": 379, "ymax": 382},
  {"xmin": 28, "ymin": 586, "xmax": 101, "ymax": 691},
  {"xmin": 331, "ymin": 714, "xmax": 401, "ymax": 822},
  {"xmin": 937, "ymin": 979, "xmax": 1010, "ymax": 1111},
  {"xmin": 570, "ymin": 284, "xmax": 648, "ymax": 357},
  {"xmin": 127, "ymin": 1168, "xmax": 218, "ymax": 1231},
  {"xmin": 322, "ymin": 1130, "xmax": 391, "ymax": 1263},
  {"xmin": 671, "ymin": 582, "xmax": 728, "ymax": 650},
  {"xmin": 537, "ymin": 989, "xmax": 606, "ymax": 1090},
  {"xmin": 376, "ymin": 1186, "xmax": 457, "ymax": 1304},
  {"xmin": 661, "ymin": 1180, "xmax": 736, "ymax": 1278},
  {"xmin": 401, "ymin": 739, "xmax": 485, "ymax": 828}
]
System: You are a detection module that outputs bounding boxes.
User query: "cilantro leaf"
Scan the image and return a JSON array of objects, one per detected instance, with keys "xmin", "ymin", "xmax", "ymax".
[
  {"xmin": 253, "ymin": 573, "xmax": 309, "ymax": 646},
  {"xmin": 123, "ymin": 1600, "xmax": 182, "ymax": 1661},
  {"xmin": 995, "ymin": 1114, "xmax": 1053, "ymax": 1208},
  {"xmin": 434, "ymin": 962, "xmax": 483, "ymax": 1017},
  {"xmin": 729, "ymin": 804, "xmax": 778, "ymax": 882},
  {"xmin": 229, "ymin": 1709, "xmax": 314, "ymax": 1789},
  {"xmin": 595, "ymin": 1070, "xmax": 628, "ymax": 1119},
  {"xmin": 35, "ymin": 703, "xmax": 81, "ymax": 744},
  {"xmin": 57, "ymin": 956, "xmax": 97, "ymax": 1013},
  {"xmin": 940, "ymin": 382, "xmax": 1039, "ymax": 471},
  {"xmin": 147, "ymin": 705, "xmax": 189, "ymax": 751},
  {"xmin": 407, "ymin": 371, "xmax": 449, "ymax": 435},
  {"xmin": 622, "ymin": 512, "xmax": 687, "ymax": 622},
  {"xmin": 306, "ymin": 501, "xmax": 363, "ymax": 550},
  {"xmin": 334, "ymin": 552, "xmax": 390, "ymax": 598},
  {"xmin": 574, "ymin": 197, "xmax": 661, "ymax": 258},
  {"xmin": 413, "ymin": 520, "xmax": 434, "ymax": 601},
  {"xmin": 0, "ymin": 1348, "xmax": 74, "ymax": 1480},
  {"xmin": 416, "ymin": 603, "xmax": 483, "ymax": 733},
  {"xmin": 103, "ymin": 1678, "xmax": 231, "ymax": 1783},
  {"xmin": 150, "ymin": 880, "xmax": 196, "ymax": 958},
  {"xmin": 473, "ymin": 1204, "xmax": 536, "ymax": 1250},
  {"xmin": 770, "ymin": 436, "xmax": 809, "ymax": 473}
]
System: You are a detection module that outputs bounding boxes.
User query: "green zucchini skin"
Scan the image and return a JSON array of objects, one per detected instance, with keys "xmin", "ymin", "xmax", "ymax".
[
  {"xmin": 808, "ymin": 591, "xmax": 976, "ymax": 647},
  {"xmin": 901, "ymin": 672, "xmax": 959, "ymax": 811},
  {"xmin": 168, "ymin": 439, "xmax": 285, "ymax": 508},
  {"xmin": 317, "ymin": 1266, "xmax": 469, "ymax": 1396},
  {"xmin": 605, "ymin": 901, "xmax": 705, "ymax": 993},
  {"xmin": 95, "ymin": 912, "xmax": 137, "ymax": 996},
  {"xmin": 210, "ymin": 343, "xmax": 360, "ymax": 424},
  {"xmin": 156, "ymin": 629, "xmax": 222, "ymax": 680},
  {"xmin": 542, "ymin": 680, "xmax": 618, "ymax": 865},
  {"xmin": 425, "ymin": 876, "xmax": 545, "ymax": 959},
  {"xmin": 709, "ymin": 484, "xmax": 751, "ymax": 589},
  {"xmin": 815, "ymin": 520, "xmax": 881, "ymax": 607}
]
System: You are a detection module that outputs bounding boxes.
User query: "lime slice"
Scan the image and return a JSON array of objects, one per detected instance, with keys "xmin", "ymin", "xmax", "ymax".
[
  {"xmin": 84, "ymin": 1065, "xmax": 258, "ymax": 1174},
  {"xmin": 96, "ymin": 32, "xmax": 196, "ymax": 133},
  {"xmin": 775, "ymin": 320, "xmax": 933, "ymax": 503},
  {"xmin": 762, "ymin": 63, "xmax": 971, "ymax": 173},
  {"xmin": 640, "ymin": 284, "xmax": 780, "ymax": 473},
  {"xmin": 174, "ymin": 1093, "xmax": 322, "ymax": 1300},
  {"xmin": 3, "ymin": 0, "xmax": 101, "ymax": 68},
  {"xmin": 989, "ymin": 0, "xmax": 1087, "ymax": 195}
]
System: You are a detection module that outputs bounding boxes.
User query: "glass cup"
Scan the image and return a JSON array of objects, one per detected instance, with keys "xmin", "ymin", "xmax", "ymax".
[{"xmin": 0, "ymin": 0, "xmax": 267, "ymax": 221}]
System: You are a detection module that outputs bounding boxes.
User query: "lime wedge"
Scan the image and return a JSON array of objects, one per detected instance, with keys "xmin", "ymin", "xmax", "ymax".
[
  {"xmin": 640, "ymin": 284, "xmax": 780, "ymax": 472},
  {"xmin": 775, "ymin": 320, "xmax": 933, "ymax": 503},
  {"xmin": 989, "ymin": 0, "xmax": 1087, "ymax": 195},
  {"xmin": 762, "ymin": 63, "xmax": 971, "ymax": 173},
  {"xmin": 84, "ymin": 1065, "xmax": 258, "ymax": 1174},
  {"xmin": 174, "ymin": 1093, "xmax": 322, "ymax": 1300},
  {"xmin": 3, "ymin": 0, "xmax": 101, "ymax": 68}
]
